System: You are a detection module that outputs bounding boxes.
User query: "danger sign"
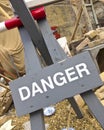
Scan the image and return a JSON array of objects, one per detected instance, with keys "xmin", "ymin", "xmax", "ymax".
[
  {"xmin": 9, "ymin": 51, "xmax": 103, "ymax": 116},
  {"xmin": 19, "ymin": 62, "xmax": 90, "ymax": 101}
]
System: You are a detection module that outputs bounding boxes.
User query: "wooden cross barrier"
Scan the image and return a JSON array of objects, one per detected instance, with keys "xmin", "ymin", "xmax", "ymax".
[
  {"xmin": 7, "ymin": 0, "xmax": 104, "ymax": 129},
  {"xmin": 9, "ymin": 0, "xmax": 83, "ymax": 120}
]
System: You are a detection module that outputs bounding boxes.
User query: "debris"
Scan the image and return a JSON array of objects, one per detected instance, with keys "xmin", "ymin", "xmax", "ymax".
[
  {"xmin": 23, "ymin": 121, "xmax": 49, "ymax": 130},
  {"xmin": 72, "ymin": 27, "xmax": 104, "ymax": 54},
  {"xmin": 45, "ymin": 123, "xmax": 49, "ymax": 130},
  {"xmin": 0, "ymin": 91, "xmax": 12, "ymax": 116},
  {"xmin": 74, "ymin": 95, "xmax": 85, "ymax": 107},
  {"xmin": 23, "ymin": 121, "xmax": 31, "ymax": 130},
  {"xmin": 84, "ymin": 30, "xmax": 98, "ymax": 40},
  {"xmin": 101, "ymin": 100, "xmax": 104, "ymax": 106},
  {"xmin": 0, "ymin": 119, "xmax": 15, "ymax": 130},
  {"xmin": 95, "ymin": 91, "xmax": 104, "ymax": 100},
  {"xmin": 43, "ymin": 106, "xmax": 56, "ymax": 116},
  {"xmin": 57, "ymin": 37, "xmax": 72, "ymax": 56},
  {"xmin": 76, "ymin": 37, "xmax": 90, "ymax": 52},
  {"xmin": 0, "ymin": 116, "xmax": 9, "ymax": 126},
  {"xmin": 88, "ymin": 38, "xmax": 104, "ymax": 48},
  {"xmin": 0, "ymin": 77, "xmax": 6, "ymax": 85},
  {"xmin": 62, "ymin": 128, "xmax": 75, "ymax": 130},
  {"xmin": 70, "ymin": 6, "xmax": 83, "ymax": 41}
]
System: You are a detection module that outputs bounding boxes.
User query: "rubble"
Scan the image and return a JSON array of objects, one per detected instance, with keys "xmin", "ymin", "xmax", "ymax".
[
  {"xmin": 0, "ymin": 90, "xmax": 12, "ymax": 116},
  {"xmin": 0, "ymin": 119, "xmax": 15, "ymax": 130},
  {"xmin": 75, "ymin": 27, "xmax": 104, "ymax": 53},
  {"xmin": 84, "ymin": 29, "xmax": 98, "ymax": 40},
  {"xmin": 76, "ymin": 37, "xmax": 90, "ymax": 52}
]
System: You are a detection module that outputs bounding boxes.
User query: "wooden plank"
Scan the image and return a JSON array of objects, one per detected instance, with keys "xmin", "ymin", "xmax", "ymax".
[
  {"xmin": 70, "ymin": 6, "xmax": 83, "ymax": 41},
  {"xmin": 19, "ymin": 27, "xmax": 45, "ymax": 130},
  {"xmin": 81, "ymin": 90, "xmax": 104, "ymax": 128},
  {"xmin": 76, "ymin": 37, "xmax": 90, "ymax": 52},
  {"xmin": 24, "ymin": 0, "xmax": 64, "ymax": 8}
]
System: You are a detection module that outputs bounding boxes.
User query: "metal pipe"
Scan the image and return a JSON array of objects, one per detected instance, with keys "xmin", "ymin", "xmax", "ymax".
[{"xmin": 0, "ymin": 7, "xmax": 46, "ymax": 31}]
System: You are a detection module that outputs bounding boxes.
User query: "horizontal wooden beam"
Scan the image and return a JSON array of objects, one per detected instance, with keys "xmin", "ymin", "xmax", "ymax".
[{"xmin": 24, "ymin": 0, "xmax": 64, "ymax": 8}]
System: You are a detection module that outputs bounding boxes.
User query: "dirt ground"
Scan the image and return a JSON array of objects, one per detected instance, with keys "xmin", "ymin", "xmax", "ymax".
[{"xmin": 0, "ymin": 96, "xmax": 103, "ymax": 130}]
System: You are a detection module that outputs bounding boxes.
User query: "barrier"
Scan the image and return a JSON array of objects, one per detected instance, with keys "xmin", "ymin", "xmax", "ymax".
[
  {"xmin": 9, "ymin": 0, "xmax": 104, "ymax": 129},
  {"xmin": 0, "ymin": 7, "xmax": 45, "ymax": 31}
]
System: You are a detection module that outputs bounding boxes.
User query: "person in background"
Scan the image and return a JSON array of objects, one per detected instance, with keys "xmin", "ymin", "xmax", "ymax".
[{"xmin": 0, "ymin": 0, "xmax": 25, "ymax": 80}]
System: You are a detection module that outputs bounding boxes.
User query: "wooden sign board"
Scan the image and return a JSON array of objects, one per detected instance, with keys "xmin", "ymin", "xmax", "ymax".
[
  {"xmin": 9, "ymin": 51, "xmax": 103, "ymax": 116},
  {"xmin": 24, "ymin": 0, "xmax": 64, "ymax": 8}
]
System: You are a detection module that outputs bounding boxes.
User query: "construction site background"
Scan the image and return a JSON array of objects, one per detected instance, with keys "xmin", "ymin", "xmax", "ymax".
[
  {"xmin": 45, "ymin": 0, "xmax": 104, "ymax": 42},
  {"xmin": 1, "ymin": 0, "xmax": 104, "ymax": 130}
]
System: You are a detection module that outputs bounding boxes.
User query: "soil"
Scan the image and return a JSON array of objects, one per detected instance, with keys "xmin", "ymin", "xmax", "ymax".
[{"xmin": 0, "ymin": 97, "xmax": 103, "ymax": 130}]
